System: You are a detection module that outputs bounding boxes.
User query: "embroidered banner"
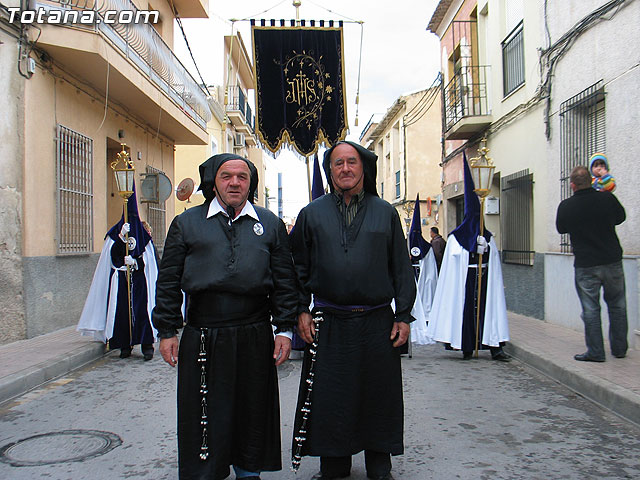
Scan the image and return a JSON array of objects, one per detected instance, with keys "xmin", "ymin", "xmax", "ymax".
[{"xmin": 252, "ymin": 25, "xmax": 348, "ymax": 156}]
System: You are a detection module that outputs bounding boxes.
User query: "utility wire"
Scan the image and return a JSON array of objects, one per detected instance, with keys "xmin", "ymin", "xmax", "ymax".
[
  {"xmin": 404, "ymin": 72, "xmax": 441, "ymax": 124},
  {"xmin": 168, "ymin": 0, "xmax": 210, "ymax": 95},
  {"xmin": 305, "ymin": 0, "xmax": 361, "ymax": 23},
  {"xmin": 404, "ymin": 73, "xmax": 442, "ymax": 126},
  {"xmin": 235, "ymin": 0, "xmax": 289, "ymax": 20},
  {"xmin": 175, "ymin": 15, "xmax": 210, "ymax": 95}
]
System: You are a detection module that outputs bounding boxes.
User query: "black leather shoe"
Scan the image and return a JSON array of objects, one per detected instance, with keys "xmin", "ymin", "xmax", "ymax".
[
  {"xmin": 574, "ymin": 352, "xmax": 605, "ymax": 362},
  {"xmin": 142, "ymin": 344, "xmax": 154, "ymax": 361},
  {"xmin": 462, "ymin": 351, "xmax": 473, "ymax": 360},
  {"xmin": 312, "ymin": 472, "xmax": 350, "ymax": 479},
  {"xmin": 612, "ymin": 352, "xmax": 626, "ymax": 359},
  {"xmin": 119, "ymin": 347, "xmax": 132, "ymax": 359},
  {"xmin": 367, "ymin": 474, "xmax": 394, "ymax": 480},
  {"xmin": 492, "ymin": 352, "xmax": 511, "ymax": 362}
]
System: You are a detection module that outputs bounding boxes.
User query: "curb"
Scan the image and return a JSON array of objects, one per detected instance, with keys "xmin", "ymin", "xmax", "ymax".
[
  {"xmin": 0, "ymin": 342, "xmax": 106, "ymax": 405},
  {"xmin": 505, "ymin": 342, "xmax": 640, "ymax": 427}
]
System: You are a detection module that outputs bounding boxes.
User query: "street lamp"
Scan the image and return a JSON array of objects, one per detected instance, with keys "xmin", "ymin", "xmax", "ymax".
[
  {"xmin": 469, "ymin": 138, "xmax": 495, "ymax": 358},
  {"xmin": 402, "ymin": 201, "xmax": 414, "ymax": 234},
  {"xmin": 469, "ymin": 138, "xmax": 495, "ymax": 200},
  {"xmin": 110, "ymin": 144, "xmax": 135, "ymax": 346},
  {"xmin": 112, "ymin": 145, "xmax": 135, "ymax": 200}
]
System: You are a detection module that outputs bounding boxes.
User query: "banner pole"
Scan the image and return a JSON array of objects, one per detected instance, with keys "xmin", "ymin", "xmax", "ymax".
[{"xmin": 305, "ymin": 156, "xmax": 312, "ymax": 202}]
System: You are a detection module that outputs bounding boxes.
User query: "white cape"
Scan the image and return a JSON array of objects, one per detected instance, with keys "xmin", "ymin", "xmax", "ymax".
[
  {"xmin": 411, "ymin": 249, "xmax": 438, "ymax": 345},
  {"xmin": 77, "ymin": 237, "xmax": 158, "ymax": 343},
  {"xmin": 425, "ymin": 235, "xmax": 509, "ymax": 349}
]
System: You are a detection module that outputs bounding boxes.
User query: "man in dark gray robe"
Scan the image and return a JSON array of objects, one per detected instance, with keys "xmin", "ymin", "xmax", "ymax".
[
  {"xmin": 152, "ymin": 154, "xmax": 297, "ymax": 480},
  {"xmin": 290, "ymin": 141, "xmax": 416, "ymax": 480}
]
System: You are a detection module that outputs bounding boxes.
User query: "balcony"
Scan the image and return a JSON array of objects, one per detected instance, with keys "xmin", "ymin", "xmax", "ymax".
[
  {"xmin": 226, "ymin": 85, "xmax": 254, "ymax": 135},
  {"xmin": 34, "ymin": 0, "xmax": 211, "ymax": 144},
  {"xmin": 443, "ymin": 65, "xmax": 492, "ymax": 140}
]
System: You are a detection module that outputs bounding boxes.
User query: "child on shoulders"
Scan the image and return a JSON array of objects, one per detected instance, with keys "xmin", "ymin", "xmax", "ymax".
[{"xmin": 589, "ymin": 153, "xmax": 616, "ymax": 192}]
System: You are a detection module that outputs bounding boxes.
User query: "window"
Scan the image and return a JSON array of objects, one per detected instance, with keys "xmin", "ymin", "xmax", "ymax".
[
  {"xmin": 559, "ymin": 81, "xmax": 606, "ymax": 252},
  {"xmin": 56, "ymin": 125, "xmax": 93, "ymax": 254},
  {"xmin": 501, "ymin": 169, "xmax": 534, "ymax": 265},
  {"xmin": 395, "ymin": 170, "xmax": 400, "ymax": 199},
  {"xmin": 455, "ymin": 197, "xmax": 464, "ymax": 227},
  {"xmin": 502, "ymin": 21, "xmax": 524, "ymax": 96},
  {"xmin": 145, "ymin": 165, "xmax": 167, "ymax": 253},
  {"xmin": 380, "ymin": 181, "xmax": 384, "ymax": 199}
]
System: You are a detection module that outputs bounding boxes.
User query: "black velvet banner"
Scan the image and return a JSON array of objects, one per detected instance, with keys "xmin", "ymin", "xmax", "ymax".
[{"xmin": 252, "ymin": 26, "xmax": 348, "ymax": 156}]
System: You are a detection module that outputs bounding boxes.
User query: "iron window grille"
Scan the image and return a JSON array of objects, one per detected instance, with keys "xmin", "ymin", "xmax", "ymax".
[
  {"xmin": 502, "ymin": 21, "xmax": 525, "ymax": 97},
  {"xmin": 56, "ymin": 125, "xmax": 94, "ymax": 255},
  {"xmin": 145, "ymin": 165, "xmax": 167, "ymax": 254},
  {"xmin": 559, "ymin": 81, "xmax": 606, "ymax": 252},
  {"xmin": 501, "ymin": 169, "xmax": 534, "ymax": 265},
  {"xmin": 395, "ymin": 170, "xmax": 401, "ymax": 199}
]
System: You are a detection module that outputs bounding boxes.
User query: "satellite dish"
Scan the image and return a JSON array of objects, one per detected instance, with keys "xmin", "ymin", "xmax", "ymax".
[
  {"xmin": 176, "ymin": 178, "xmax": 195, "ymax": 202},
  {"xmin": 157, "ymin": 172, "xmax": 172, "ymax": 202},
  {"xmin": 140, "ymin": 172, "xmax": 173, "ymax": 203}
]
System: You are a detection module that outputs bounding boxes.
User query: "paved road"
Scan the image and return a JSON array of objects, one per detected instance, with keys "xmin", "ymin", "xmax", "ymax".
[{"xmin": 0, "ymin": 344, "xmax": 639, "ymax": 479}]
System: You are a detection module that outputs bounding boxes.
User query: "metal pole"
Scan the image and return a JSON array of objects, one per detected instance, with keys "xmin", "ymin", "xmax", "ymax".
[
  {"xmin": 474, "ymin": 197, "xmax": 485, "ymax": 358},
  {"xmin": 305, "ymin": 156, "xmax": 312, "ymax": 202},
  {"xmin": 123, "ymin": 199, "xmax": 133, "ymax": 347}
]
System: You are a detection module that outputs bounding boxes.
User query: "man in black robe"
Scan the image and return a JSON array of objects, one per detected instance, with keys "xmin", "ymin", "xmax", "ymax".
[
  {"xmin": 152, "ymin": 154, "xmax": 297, "ymax": 480},
  {"xmin": 290, "ymin": 141, "xmax": 416, "ymax": 480}
]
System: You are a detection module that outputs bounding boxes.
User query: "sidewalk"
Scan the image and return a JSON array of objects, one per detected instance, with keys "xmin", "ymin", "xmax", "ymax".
[{"xmin": 1, "ymin": 315, "xmax": 638, "ymax": 426}]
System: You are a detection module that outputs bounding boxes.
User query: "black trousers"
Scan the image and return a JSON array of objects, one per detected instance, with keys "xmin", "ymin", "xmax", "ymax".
[{"xmin": 320, "ymin": 451, "xmax": 391, "ymax": 477}]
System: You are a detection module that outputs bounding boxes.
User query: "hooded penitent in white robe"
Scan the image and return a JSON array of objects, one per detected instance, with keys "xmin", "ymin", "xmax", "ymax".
[
  {"xmin": 425, "ymin": 234, "xmax": 509, "ymax": 349},
  {"xmin": 411, "ymin": 248, "xmax": 438, "ymax": 345},
  {"xmin": 77, "ymin": 237, "xmax": 158, "ymax": 343}
]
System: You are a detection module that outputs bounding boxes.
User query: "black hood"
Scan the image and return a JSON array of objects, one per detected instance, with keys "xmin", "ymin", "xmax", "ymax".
[
  {"xmin": 197, "ymin": 153, "xmax": 259, "ymax": 203},
  {"xmin": 322, "ymin": 141, "xmax": 378, "ymax": 196}
]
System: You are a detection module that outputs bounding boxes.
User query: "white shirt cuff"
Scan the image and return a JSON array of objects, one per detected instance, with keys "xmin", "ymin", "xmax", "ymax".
[{"xmin": 276, "ymin": 331, "xmax": 293, "ymax": 340}]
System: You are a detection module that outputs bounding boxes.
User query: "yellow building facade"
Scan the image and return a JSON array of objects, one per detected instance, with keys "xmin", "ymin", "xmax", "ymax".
[
  {"xmin": 174, "ymin": 32, "xmax": 266, "ymax": 215},
  {"xmin": 360, "ymin": 88, "xmax": 443, "ymax": 235},
  {"xmin": 0, "ymin": 0, "xmax": 209, "ymax": 343}
]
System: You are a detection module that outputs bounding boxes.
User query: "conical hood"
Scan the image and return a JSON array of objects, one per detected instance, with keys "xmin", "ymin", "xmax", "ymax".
[
  {"xmin": 409, "ymin": 193, "xmax": 431, "ymax": 261},
  {"xmin": 311, "ymin": 152, "xmax": 325, "ymax": 200},
  {"xmin": 106, "ymin": 181, "xmax": 152, "ymax": 256},
  {"xmin": 450, "ymin": 151, "xmax": 492, "ymax": 251}
]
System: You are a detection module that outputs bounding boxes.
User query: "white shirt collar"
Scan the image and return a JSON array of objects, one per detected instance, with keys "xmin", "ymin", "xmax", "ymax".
[{"xmin": 207, "ymin": 196, "xmax": 259, "ymax": 222}]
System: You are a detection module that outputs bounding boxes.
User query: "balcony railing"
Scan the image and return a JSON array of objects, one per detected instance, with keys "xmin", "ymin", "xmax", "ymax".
[
  {"xmin": 37, "ymin": 0, "xmax": 211, "ymax": 129},
  {"xmin": 226, "ymin": 85, "xmax": 254, "ymax": 132},
  {"xmin": 443, "ymin": 65, "xmax": 490, "ymax": 133}
]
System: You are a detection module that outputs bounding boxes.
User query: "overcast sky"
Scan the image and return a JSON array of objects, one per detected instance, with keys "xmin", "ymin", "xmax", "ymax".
[{"xmin": 174, "ymin": 0, "xmax": 442, "ymax": 218}]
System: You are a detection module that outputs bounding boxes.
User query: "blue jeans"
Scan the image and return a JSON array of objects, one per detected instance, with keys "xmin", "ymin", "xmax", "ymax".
[{"xmin": 574, "ymin": 261, "xmax": 628, "ymax": 359}]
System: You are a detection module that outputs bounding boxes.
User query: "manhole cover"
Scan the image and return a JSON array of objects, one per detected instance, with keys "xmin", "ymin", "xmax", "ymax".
[{"xmin": 0, "ymin": 430, "xmax": 122, "ymax": 466}]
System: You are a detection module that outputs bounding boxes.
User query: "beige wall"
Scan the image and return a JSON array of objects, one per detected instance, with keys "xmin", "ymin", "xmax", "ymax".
[
  {"xmin": 248, "ymin": 148, "xmax": 266, "ymax": 208},
  {"xmin": 175, "ymin": 120, "xmax": 269, "ymax": 215},
  {"xmin": 370, "ymin": 90, "xmax": 442, "ymax": 234},
  {"xmin": 141, "ymin": 0, "xmax": 175, "ymax": 46},
  {"xmin": 175, "ymin": 115, "xmax": 226, "ymax": 215},
  {"xmin": 0, "ymin": 28, "xmax": 26, "ymax": 343},
  {"xmin": 405, "ymin": 91, "xmax": 444, "ymax": 232},
  {"xmin": 23, "ymin": 65, "xmax": 175, "ymax": 256}
]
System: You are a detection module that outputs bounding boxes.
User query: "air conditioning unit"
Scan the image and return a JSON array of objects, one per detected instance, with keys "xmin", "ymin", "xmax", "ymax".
[{"xmin": 234, "ymin": 133, "xmax": 246, "ymax": 147}]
